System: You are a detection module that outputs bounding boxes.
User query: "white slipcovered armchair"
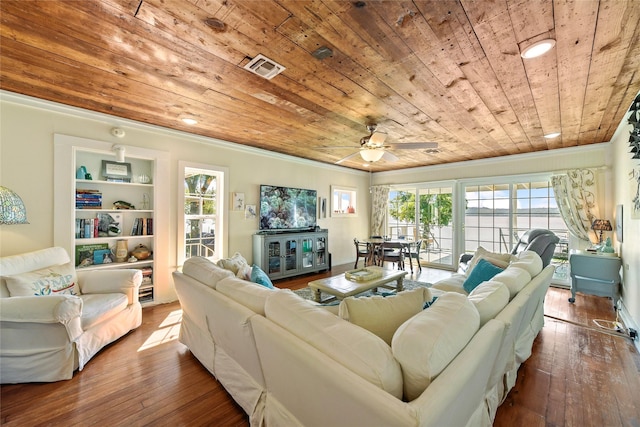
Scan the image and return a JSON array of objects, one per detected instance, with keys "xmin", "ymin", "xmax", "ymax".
[{"xmin": 0, "ymin": 247, "xmax": 142, "ymax": 383}]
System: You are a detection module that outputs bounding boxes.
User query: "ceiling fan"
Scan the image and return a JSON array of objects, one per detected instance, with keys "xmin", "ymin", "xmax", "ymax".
[{"xmin": 332, "ymin": 124, "xmax": 439, "ymax": 164}]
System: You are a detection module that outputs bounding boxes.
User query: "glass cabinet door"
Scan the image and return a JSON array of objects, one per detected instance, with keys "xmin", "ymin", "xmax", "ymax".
[
  {"xmin": 284, "ymin": 238, "xmax": 297, "ymax": 272},
  {"xmin": 267, "ymin": 240, "xmax": 281, "ymax": 275},
  {"xmin": 315, "ymin": 235, "xmax": 327, "ymax": 267},
  {"xmin": 301, "ymin": 237, "xmax": 314, "ymax": 268}
]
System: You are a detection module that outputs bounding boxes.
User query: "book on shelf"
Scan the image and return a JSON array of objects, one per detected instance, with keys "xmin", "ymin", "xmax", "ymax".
[
  {"xmin": 131, "ymin": 217, "xmax": 153, "ymax": 236},
  {"xmin": 76, "ymin": 218, "xmax": 99, "ymax": 238},
  {"xmin": 93, "ymin": 249, "xmax": 114, "ymax": 264},
  {"xmin": 76, "ymin": 189, "xmax": 102, "ymax": 209},
  {"xmin": 139, "ymin": 286, "xmax": 154, "ymax": 302},
  {"xmin": 75, "ymin": 243, "xmax": 109, "ymax": 267}
]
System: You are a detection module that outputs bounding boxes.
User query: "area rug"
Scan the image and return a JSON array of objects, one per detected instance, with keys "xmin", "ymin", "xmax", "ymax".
[{"xmin": 293, "ymin": 279, "xmax": 432, "ymax": 303}]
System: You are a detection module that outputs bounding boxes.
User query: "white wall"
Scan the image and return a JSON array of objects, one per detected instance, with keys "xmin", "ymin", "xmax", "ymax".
[
  {"xmin": 0, "ymin": 93, "xmax": 370, "ymax": 302},
  {"xmin": 611, "ymin": 93, "xmax": 640, "ymax": 344}
]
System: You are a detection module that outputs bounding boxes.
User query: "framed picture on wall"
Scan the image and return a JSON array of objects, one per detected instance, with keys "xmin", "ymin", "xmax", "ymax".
[
  {"xmin": 232, "ymin": 192, "xmax": 245, "ymax": 211},
  {"xmin": 632, "ymin": 169, "xmax": 640, "ymax": 219},
  {"xmin": 616, "ymin": 204, "xmax": 623, "ymax": 242}
]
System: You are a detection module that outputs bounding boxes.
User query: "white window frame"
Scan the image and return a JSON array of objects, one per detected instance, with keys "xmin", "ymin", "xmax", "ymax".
[{"xmin": 177, "ymin": 161, "xmax": 229, "ymax": 268}]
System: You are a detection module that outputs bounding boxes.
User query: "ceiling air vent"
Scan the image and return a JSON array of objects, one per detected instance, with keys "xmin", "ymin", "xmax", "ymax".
[{"xmin": 244, "ymin": 54, "xmax": 286, "ymax": 80}]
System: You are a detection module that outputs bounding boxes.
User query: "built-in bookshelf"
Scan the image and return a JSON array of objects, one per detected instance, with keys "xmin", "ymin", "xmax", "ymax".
[{"xmin": 54, "ymin": 134, "xmax": 169, "ymax": 305}]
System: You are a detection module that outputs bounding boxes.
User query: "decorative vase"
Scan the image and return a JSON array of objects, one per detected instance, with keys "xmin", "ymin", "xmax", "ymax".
[
  {"xmin": 115, "ymin": 240, "xmax": 128, "ymax": 262},
  {"xmin": 131, "ymin": 244, "xmax": 151, "ymax": 260},
  {"xmin": 76, "ymin": 166, "xmax": 87, "ymax": 179}
]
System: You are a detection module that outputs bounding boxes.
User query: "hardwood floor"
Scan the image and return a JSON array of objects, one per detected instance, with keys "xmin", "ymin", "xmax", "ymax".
[{"xmin": 2, "ymin": 264, "xmax": 639, "ymax": 426}]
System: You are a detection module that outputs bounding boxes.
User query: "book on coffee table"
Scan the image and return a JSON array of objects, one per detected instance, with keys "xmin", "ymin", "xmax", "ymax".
[{"xmin": 345, "ymin": 267, "xmax": 383, "ymax": 282}]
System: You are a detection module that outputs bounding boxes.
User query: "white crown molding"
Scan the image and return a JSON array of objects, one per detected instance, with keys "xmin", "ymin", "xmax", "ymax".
[
  {"xmin": 0, "ymin": 90, "xmax": 367, "ymax": 177},
  {"xmin": 375, "ymin": 142, "xmax": 610, "ymax": 179}
]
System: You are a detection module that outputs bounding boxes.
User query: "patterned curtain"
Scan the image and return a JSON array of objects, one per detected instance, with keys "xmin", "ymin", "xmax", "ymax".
[
  {"xmin": 550, "ymin": 169, "xmax": 600, "ymax": 243},
  {"xmin": 370, "ymin": 185, "xmax": 390, "ymax": 237}
]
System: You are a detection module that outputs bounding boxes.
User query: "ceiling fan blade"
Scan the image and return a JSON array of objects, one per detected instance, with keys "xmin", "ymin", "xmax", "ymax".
[
  {"xmin": 369, "ymin": 131, "xmax": 387, "ymax": 146},
  {"xmin": 386, "ymin": 142, "xmax": 438, "ymax": 150},
  {"xmin": 314, "ymin": 145, "xmax": 360, "ymax": 149},
  {"xmin": 335, "ymin": 151, "xmax": 362, "ymax": 164},
  {"xmin": 381, "ymin": 151, "xmax": 399, "ymax": 162}
]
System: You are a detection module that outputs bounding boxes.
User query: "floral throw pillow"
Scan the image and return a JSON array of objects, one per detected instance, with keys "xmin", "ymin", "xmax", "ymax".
[
  {"xmin": 5, "ymin": 263, "xmax": 80, "ymax": 297},
  {"xmin": 216, "ymin": 252, "xmax": 249, "ymax": 275}
]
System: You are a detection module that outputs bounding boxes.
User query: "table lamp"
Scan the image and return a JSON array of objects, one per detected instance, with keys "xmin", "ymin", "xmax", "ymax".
[
  {"xmin": 592, "ymin": 219, "xmax": 612, "ymax": 244},
  {"xmin": 0, "ymin": 186, "xmax": 29, "ymax": 224}
]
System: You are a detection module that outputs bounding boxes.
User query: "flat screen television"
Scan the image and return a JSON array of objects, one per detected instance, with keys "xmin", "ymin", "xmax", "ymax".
[{"xmin": 259, "ymin": 185, "xmax": 317, "ymax": 231}]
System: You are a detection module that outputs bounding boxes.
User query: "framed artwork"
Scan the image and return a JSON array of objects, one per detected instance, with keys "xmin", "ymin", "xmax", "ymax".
[
  {"xmin": 632, "ymin": 169, "xmax": 640, "ymax": 219},
  {"xmin": 101, "ymin": 160, "xmax": 132, "ymax": 182},
  {"xmin": 318, "ymin": 197, "xmax": 327, "ymax": 218},
  {"xmin": 232, "ymin": 192, "xmax": 245, "ymax": 211},
  {"xmin": 245, "ymin": 204, "xmax": 256, "ymax": 219},
  {"xmin": 616, "ymin": 204, "xmax": 623, "ymax": 242}
]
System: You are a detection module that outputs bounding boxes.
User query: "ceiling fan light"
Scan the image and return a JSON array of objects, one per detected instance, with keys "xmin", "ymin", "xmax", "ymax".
[
  {"xmin": 360, "ymin": 148, "xmax": 385, "ymax": 162},
  {"xmin": 521, "ymin": 38, "xmax": 556, "ymax": 59}
]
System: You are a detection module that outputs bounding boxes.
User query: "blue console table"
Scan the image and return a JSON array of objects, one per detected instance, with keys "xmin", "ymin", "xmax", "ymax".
[{"xmin": 568, "ymin": 252, "xmax": 621, "ymax": 307}]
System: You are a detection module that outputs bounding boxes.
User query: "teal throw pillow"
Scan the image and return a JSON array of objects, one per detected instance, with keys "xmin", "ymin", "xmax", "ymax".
[
  {"xmin": 423, "ymin": 295, "xmax": 438, "ymax": 309},
  {"xmin": 251, "ymin": 264, "xmax": 275, "ymax": 289},
  {"xmin": 463, "ymin": 258, "xmax": 504, "ymax": 293}
]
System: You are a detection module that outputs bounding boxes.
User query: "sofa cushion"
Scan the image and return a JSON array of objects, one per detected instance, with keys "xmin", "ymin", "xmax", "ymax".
[
  {"xmin": 4, "ymin": 262, "xmax": 80, "ymax": 297},
  {"xmin": 510, "ymin": 250, "xmax": 543, "ymax": 277},
  {"xmin": 430, "ymin": 273, "xmax": 467, "ymax": 294},
  {"xmin": 338, "ymin": 287, "xmax": 432, "ymax": 345},
  {"xmin": 250, "ymin": 264, "xmax": 274, "ymax": 289},
  {"xmin": 492, "ymin": 267, "xmax": 532, "ymax": 299},
  {"xmin": 391, "ymin": 292, "xmax": 480, "ymax": 401},
  {"xmin": 216, "ymin": 276, "xmax": 275, "ymax": 315},
  {"xmin": 80, "ymin": 293, "xmax": 128, "ymax": 330},
  {"xmin": 463, "ymin": 259, "xmax": 504, "ymax": 293},
  {"xmin": 183, "ymin": 257, "xmax": 234, "ymax": 289},
  {"xmin": 265, "ymin": 290, "xmax": 404, "ymax": 399},
  {"xmin": 236, "ymin": 263, "xmax": 252, "ymax": 281},
  {"xmin": 466, "ymin": 246, "xmax": 514, "ymax": 276},
  {"xmin": 216, "ymin": 252, "xmax": 249, "ymax": 275},
  {"xmin": 467, "ymin": 281, "xmax": 510, "ymax": 326}
]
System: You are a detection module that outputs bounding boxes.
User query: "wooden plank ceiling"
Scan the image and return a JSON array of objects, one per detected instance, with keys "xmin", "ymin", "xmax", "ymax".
[{"xmin": 1, "ymin": 0, "xmax": 639, "ymax": 171}]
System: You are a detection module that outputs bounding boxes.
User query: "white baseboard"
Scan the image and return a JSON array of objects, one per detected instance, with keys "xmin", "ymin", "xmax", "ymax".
[{"xmin": 619, "ymin": 299, "xmax": 640, "ymax": 354}]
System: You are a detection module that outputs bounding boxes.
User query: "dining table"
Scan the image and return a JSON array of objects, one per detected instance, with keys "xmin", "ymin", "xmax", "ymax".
[{"xmin": 362, "ymin": 238, "xmax": 420, "ymax": 274}]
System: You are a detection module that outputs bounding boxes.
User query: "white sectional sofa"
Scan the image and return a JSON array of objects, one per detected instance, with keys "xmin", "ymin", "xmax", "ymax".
[
  {"xmin": 172, "ymin": 249, "xmax": 552, "ymax": 427},
  {"xmin": 431, "ymin": 248, "xmax": 554, "ymax": 419}
]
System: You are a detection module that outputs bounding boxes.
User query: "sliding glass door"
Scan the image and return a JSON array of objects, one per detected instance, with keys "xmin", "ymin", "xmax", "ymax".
[
  {"xmin": 462, "ymin": 179, "xmax": 569, "ymax": 283},
  {"xmin": 388, "ymin": 183, "xmax": 456, "ymax": 269},
  {"xmin": 387, "ymin": 175, "xmax": 570, "ymax": 281}
]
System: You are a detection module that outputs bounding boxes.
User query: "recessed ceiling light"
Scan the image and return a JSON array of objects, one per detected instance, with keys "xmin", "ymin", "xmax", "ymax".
[
  {"xmin": 521, "ymin": 39, "xmax": 556, "ymax": 59},
  {"xmin": 181, "ymin": 118, "xmax": 198, "ymax": 125},
  {"xmin": 544, "ymin": 132, "xmax": 561, "ymax": 139}
]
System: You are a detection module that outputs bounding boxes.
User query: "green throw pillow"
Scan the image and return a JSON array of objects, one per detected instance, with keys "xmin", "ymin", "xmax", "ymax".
[
  {"xmin": 463, "ymin": 258, "xmax": 504, "ymax": 293},
  {"xmin": 250, "ymin": 264, "xmax": 275, "ymax": 289}
]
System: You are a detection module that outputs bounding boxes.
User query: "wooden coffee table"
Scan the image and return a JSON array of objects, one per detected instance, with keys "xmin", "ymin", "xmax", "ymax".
[{"xmin": 308, "ymin": 268, "xmax": 408, "ymax": 303}]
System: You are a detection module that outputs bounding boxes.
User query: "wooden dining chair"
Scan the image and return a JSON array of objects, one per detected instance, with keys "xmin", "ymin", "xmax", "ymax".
[
  {"xmin": 380, "ymin": 241, "xmax": 405, "ymax": 270},
  {"xmin": 406, "ymin": 240, "xmax": 423, "ymax": 272},
  {"xmin": 353, "ymin": 238, "xmax": 372, "ymax": 268}
]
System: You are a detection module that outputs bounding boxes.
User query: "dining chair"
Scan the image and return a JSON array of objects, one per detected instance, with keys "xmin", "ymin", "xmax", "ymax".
[
  {"xmin": 406, "ymin": 240, "xmax": 423, "ymax": 272},
  {"xmin": 353, "ymin": 238, "xmax": 372, "ymax": 268},
  {"xmin": 380, "ymin": 241, "xmax": 405, "ymax": 270}
]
